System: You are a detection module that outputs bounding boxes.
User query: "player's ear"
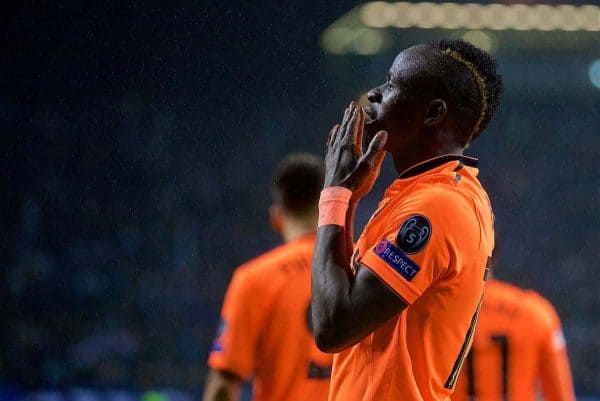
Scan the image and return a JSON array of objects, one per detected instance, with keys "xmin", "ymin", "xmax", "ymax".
[
  {"xmin": 423, "ymin": 99, "xmax": 447, "ymax": 127},
  {"xmin": 269, "ymin": 205, "xmax": 283, "ymax": 234}
]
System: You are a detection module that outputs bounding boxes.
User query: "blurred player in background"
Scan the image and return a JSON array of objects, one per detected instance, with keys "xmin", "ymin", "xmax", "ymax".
[
  {"xmin": 203, "ymin": 153, "xmax": 332, "ymax": 401},
  {"xmin": 452, "ymin": 245, "xmax": 576, "ymax": 401},
  {"xmin": 311, "ymin": 39, "xmax": 502, "ymax": 401}
]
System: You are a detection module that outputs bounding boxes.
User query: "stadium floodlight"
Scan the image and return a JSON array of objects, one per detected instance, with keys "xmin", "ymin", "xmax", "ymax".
[
  {"xmin": 589, "ymin": 60, "xmax": 600, "ymax": 89},
  {"xmin": 321, "ymin": 2, "xmax": 600, "ymax": 55}
]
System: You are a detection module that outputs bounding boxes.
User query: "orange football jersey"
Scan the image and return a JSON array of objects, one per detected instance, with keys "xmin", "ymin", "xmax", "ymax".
[
  {"xmin": 452, "ymin": 279, "xmax": 576, "ymax": 401},
  {"xmin": 330, "ymin": 155, "xmax": 494, "ymax": 401},
  {"xmin": 208, "ymin": 233, "xmax": 332, "ymax": 401},
  {"xmin": 329, "ymin": 155, "xmax": 494, "ymax": 401}
]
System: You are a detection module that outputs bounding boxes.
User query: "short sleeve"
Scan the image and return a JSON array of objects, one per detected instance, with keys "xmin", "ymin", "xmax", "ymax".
[
  {"xmin": 359, "ymin": 186, "xmax": 479, "ymax": 304},
  {"xmin": 537, "ymin": 299, "xmax": 576, "ymax": 401},
  {"xmin": 207, "ymin": 268, "xmax": 269, "ymax": 380}
]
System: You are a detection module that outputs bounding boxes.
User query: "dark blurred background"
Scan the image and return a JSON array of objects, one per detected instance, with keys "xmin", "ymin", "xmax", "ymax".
[{"xmin": 1, "ymin": 1, "xmax": 599, "ymax": 400}]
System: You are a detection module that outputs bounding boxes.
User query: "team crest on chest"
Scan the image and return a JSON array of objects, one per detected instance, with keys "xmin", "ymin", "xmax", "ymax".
[{"xmin": 396, "ymin": 214, "xmax": 432, "ymax": 254}]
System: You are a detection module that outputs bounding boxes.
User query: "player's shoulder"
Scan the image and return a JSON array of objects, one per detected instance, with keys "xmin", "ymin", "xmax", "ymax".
[
  {"xmin": 489, "ymin": 281, "xmax": 558, "ymax": 326},
  {"xmin": 235, "ymin": 242, "xmax": 289, "ymax": 277},
  {"xmin": 391, "ymin": 179, "xmax": 481, "ymax": 231},
  {"xmin": 523, "ymin": 289, "xmax": 560, "ymax": 324},
  {"xmin": 408, "ymin": 175, "xmax": 477, "ymax": 208},
  {"xmin": 234, "ymin": 238, "xmax": 313, "ymax": 282},
  {"xmin": 412, "ymin": 163, "xmax": 488, "ymax": 201},
  {"xmin": 486, "ymin": 279, "xmax": 524, "ymax": 297}
]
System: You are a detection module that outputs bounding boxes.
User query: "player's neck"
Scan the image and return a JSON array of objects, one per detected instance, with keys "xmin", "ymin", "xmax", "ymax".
[
  {"xmin": 391, "ymin": 143, "xmax": 464, "ymax": 176},
  {"xmin": 281, "ymin": 220, "xmax": 316, "ymax": 243}
]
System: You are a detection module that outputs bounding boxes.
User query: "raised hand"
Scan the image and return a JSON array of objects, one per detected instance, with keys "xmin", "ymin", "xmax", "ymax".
[{"xmin": 324, "ymin": 101, "xmax": 388, "ymax": 201}]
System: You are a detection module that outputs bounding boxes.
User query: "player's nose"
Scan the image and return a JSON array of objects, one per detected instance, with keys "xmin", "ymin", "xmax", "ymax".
[{"xmin": 367, "ymin": 87, "xmax": 382, "ymax": 104}]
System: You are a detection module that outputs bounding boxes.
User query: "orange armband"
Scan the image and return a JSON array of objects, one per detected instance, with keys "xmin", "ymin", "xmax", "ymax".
[{"xmin": 318, "ymin": 186, "xmax": 352, "ymax": 227}]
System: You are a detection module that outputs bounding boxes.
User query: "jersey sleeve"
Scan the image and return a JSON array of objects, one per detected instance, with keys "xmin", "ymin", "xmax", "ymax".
[
  {"xmin": 537, "ymin": 300, "xmax": 576, "ymax": 401},
  {"xmin": 359, "ymin": 185, "xmax": 481, "ymax": 305},
  {"xmin": 207, "ymin": 267, "xmax": 270, "ymax": 380}
]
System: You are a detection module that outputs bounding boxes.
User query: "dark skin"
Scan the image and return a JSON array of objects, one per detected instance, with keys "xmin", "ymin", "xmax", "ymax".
[{"xmin": 311, "ymin": 45, "xmax": 467, "ymax": 352}]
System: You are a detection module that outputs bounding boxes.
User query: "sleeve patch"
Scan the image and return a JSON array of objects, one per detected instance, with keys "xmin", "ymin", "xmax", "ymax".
[
  {"xmin": 552, "ymin": 329, "xmax": 566, "ymax": 350},
  {"xmin": 211, "ymin": 341, "xmax": 223, "ymax": 352},
  {"xmin": 373, "ymin": 240, "xmax": 421, "ymax": 281},
  {"xmin": 211, "ymin": 319, "xmax": 227, "ymax": 352},
  {"xmin": 396, "ymin": 214, "xmax": 432, "ymax": 254}
]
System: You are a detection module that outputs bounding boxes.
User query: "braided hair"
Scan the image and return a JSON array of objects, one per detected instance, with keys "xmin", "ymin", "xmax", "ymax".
[{"xmin": 437, "ymin": 39, "xmax": 503, "ymax": 146}]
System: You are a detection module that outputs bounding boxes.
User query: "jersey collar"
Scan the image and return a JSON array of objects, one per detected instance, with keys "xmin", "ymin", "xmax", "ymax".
[{"xmin": 397, "ymin": 154, "xmax": 479, "ymax": 179}]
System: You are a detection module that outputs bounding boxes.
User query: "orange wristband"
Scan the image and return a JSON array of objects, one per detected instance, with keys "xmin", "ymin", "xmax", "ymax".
[{"xmin": 318, "ymin": 186, "xmax": 353, "ymax": 227}]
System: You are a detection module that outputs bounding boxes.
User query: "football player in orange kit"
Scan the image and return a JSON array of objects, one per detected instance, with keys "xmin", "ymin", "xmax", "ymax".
[
  {"xmin": 311, "ymin": 39, "xmax": 503, "ymax": 401},
  {"xmin": 452, "ymin": 246, "xmax": 576, "ymax": 401},
  {"xmin": 203, "ymin": 154, "xmax": 332, "ymax": 401}
]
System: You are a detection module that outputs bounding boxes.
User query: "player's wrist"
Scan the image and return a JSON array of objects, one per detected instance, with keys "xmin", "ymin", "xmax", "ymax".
[
  {"xmin": 323, "ymin": 173, "xmax": 353, "ymax": 189},
  {"xmin": 318, "ymin": 186, "xmax": 352, "ymax": 227}
]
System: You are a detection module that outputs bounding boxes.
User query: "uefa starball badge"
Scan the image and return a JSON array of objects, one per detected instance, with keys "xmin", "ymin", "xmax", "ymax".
[{"xmin": 396, "ymin": 214, "xmax": 432, "ymax": 254}]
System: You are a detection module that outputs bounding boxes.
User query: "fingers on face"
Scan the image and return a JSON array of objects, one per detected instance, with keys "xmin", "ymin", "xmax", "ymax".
[
  {"xmin": 347, "ymin": 105, "xmax": 365, "ymax": 156},
  {"xmin": 327, "ymin": 124, "xmax": 340, "ymax": 148},
  {"xmin": 355, "ymin": 108, "xmax": 365, "ymax": 157},
  {"xmin": 343, "ymin": 103, "xmax": 353, "ymax": 121},
  {"xmin": 339, "ymin": 101, "xmax": 355, "ymax": 141},
  {"xmin": 364, "ymin": 130, "xmax": 388, "ymax": 167},
  {"xmin": 330, "ymin": 101, "xmax": 365, "ymax": 153},
  {"xmin": 373, "ymin": 130, "xmax": 388, "ymax": 150},
  {"xmin": 342, "ymin": 102, "xmax": 364, "ymax": 149}
]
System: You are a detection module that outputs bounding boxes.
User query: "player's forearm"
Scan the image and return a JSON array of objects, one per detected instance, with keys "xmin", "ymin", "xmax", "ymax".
[
  {"xmin": 312, "ymin": 223, "xmax": 356, "ymax": 352},
  {"xmin": 344, "ymin": 201, "xmax": 358, "ymax": 258},
  {"xmin": 312, "ymin": 198, "xmax": 361, "ymax": 352},
  {"xmin": 202, "ymin": 370, "xmax": 241, "ymax": 401},
  {"xmin": 312, "ymin": 222, "xmax": 405, "ymax": 353}
]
